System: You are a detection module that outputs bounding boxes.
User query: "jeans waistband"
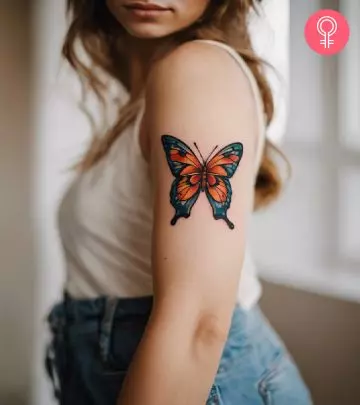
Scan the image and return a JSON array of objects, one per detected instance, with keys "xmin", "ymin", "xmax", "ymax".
[
  {"xmin": 48, "ymin": 293, "xmax": 153, "ymax": 327},
  {"xmin": 47, "ymin": 293, "xmax": 154, "ymax": 372}
]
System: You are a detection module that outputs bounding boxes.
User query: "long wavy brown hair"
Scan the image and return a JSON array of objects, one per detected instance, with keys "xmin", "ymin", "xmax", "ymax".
[{"xmin": 63, "ymin": 0, "xmax": 288, "ymax": 209}]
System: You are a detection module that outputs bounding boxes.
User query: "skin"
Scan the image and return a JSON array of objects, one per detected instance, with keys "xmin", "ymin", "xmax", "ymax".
[
  {"xmin": 104, "ymin": 2, "xmax": 260, "ymax": 404},
  {"xmin": 106, "ymin": 0, "xmax": 210, "ymax": 97},
  {"xmin": 106, "ymin": 0, "xmax": 209, "ymax": 39}
]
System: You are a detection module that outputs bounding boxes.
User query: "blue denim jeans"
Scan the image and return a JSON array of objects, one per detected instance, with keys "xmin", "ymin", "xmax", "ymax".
[{"xmin": 45, "ymin": 294, "xmax": 312, "ymax": 405}]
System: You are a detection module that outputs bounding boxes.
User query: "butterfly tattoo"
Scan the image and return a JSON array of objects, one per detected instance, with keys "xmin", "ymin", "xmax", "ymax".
[{"xmin": 161, "ymin": 135, "xmax": 243, "ymax": 230}]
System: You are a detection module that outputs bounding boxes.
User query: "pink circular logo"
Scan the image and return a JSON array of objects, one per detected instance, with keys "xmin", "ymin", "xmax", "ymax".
[{"xmin": 305, "ymin": 9, "xmax": 350, "ymax": 56}]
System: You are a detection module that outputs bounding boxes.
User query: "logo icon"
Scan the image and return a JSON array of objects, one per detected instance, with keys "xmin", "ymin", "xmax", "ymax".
[
  {"xmin": 317, "ymin": 16, "xmax": 337, "ymax": 48},
  {"xmin": 305, "ymin": 9, "xmax": 350, "ymax": 55}
]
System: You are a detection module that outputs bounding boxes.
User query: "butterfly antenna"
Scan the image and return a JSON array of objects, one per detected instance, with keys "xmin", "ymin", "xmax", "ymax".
[
  {"xmin": 205, "ymin": 145, "xmax": 219, "ymax": 163},
  {"xmin": 194, "ymin": 143, "xmax": 219, "ymax": 164},
  {"xmin": 194, "ymin": 142, "xmax": 206, "ymax": 165}
]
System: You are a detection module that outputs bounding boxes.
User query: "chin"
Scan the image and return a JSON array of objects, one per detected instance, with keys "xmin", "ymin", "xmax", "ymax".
[{"xmin": 124, "ymin": 23, "xmax": 174, "ymax": 39}]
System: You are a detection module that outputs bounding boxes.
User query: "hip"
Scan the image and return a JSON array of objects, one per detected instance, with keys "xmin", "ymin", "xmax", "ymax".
[{"xmin": 45, "ymin": 293, "xmax": 312, "ymax": 405}]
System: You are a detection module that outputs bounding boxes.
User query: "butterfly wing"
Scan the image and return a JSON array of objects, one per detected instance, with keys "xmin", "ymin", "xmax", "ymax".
[
  {"xmin": 161, "ymin": 135, "xmax": 202, "ymax": 225},
  {"xmin": 207, "ymin": 143, "xmax": 243, "ymax": 178},
  {"xmin": 169, "ymin": 176, "xmax": 201, "ymax": 225},
  {"xmin": 161, "ymin": 135, "xmax": 203, "ymax": 177},
  {"xmin": 205, "ymin": 142, "xmax": 243, "ymax": 229}
]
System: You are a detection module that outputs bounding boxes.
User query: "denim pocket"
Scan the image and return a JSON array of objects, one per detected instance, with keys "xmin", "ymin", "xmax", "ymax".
[{"xmin": 258, "ymin": 352, "xmax": 313, "ymax": 405}]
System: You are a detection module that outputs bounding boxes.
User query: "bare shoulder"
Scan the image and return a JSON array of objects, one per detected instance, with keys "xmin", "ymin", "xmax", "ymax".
[
  {"xmin": 146, "ymin": 40, "xmax": 254, "ymax": 104},
  {"xmin": 144, "ymin": 40, "xmax": 259, "ymax": 160}
]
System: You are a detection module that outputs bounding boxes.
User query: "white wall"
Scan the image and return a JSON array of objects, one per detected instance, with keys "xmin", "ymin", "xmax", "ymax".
[
  {"xmin": 31, "ymin": 1, "xmax": 88, "ymax": 404},
  {"xmin": 339, "ymin": 1, "xmax": 360, "ymax": 150},
  {"xmin": 250, "ymin": 0, "xmax": 289, "ymax": 145}
]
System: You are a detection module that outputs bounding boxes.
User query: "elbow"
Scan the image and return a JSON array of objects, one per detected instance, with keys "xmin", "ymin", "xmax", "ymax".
[{"xmin": 193, "ymin": 312, "xmax": 230, "ymax": 353}]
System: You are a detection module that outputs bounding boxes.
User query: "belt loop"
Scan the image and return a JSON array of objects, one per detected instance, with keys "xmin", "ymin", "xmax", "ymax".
[{"xmin": 99, "ymin": 296, "xmax": 118, "ymax": 364}]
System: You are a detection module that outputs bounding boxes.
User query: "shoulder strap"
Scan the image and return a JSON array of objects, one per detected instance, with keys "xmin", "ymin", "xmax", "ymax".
[{"xmin": 193, "ymin": 39, "xmax": 266, "ymax": 171}]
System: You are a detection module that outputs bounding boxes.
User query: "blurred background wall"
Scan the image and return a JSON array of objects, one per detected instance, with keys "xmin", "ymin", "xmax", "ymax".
[
  {"xmin": 253, "ymin": 1, "xmax": 360, "ymax": 404},
  {"xmin": 0, "ymin": 1, "xmax": 359, "ymax": 405},
  {"xmin": 0, "ymin": 2, "xmax": 35, "ymax": 405}
]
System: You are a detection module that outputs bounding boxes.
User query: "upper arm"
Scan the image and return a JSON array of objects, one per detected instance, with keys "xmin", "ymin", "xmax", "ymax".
[{"xmin": 145, "ymin": 42, "xmax": 259, "ymax": 322}]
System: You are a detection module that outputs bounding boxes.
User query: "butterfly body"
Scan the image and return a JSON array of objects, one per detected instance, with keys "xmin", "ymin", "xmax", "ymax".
[
  {"xmin": 161, "ymin": 135, "xmax": 243, "ymax": 230},
  {"xmin": 197, "ymin": 169, "xmax": 205, "ymax": 191}
]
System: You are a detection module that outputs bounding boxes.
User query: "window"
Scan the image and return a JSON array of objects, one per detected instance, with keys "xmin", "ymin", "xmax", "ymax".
[
  {"xmin": 338, "ymin": 1, "xmax": 360, "ymax": 267},
  {"xmin": 252, "ymin": 0, "xmax": 360, "ymax": 301}
]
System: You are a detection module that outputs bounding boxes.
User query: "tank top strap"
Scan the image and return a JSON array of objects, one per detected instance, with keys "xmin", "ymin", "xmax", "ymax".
[
  {"xmin": 193, "ymin": 39, "xmax": 266, "ymax": 172},
  {"xmin": 132, "ymin": 40, "xmax": 267, "ymax": 171}
]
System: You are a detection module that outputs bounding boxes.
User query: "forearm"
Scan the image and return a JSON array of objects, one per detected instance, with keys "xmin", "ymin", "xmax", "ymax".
[{"xmin": 117, "ymin": 304, "xmax": 230, "ymax": 405}]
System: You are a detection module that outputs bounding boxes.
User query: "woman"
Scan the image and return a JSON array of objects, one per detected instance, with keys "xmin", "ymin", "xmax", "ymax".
[{"xmin": 45, "ymin": 1, "xmax": 312, "ymax": 404}]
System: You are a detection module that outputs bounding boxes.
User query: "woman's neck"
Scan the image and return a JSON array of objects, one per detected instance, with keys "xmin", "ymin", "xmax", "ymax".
[{"xmin": 127, "ymin": 35, "xmax": 174, "ymax": 99}]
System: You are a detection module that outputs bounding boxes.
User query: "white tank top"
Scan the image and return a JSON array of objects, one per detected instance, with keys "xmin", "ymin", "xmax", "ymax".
[{"xmin": 58, "ymin": 40, "xmax": 266, "ymax": 309}]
